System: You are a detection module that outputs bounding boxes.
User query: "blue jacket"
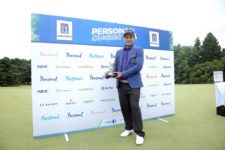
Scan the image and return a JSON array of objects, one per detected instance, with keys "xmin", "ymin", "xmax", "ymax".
[{"xmin": 114, "ymin": 46, "xmax": 144, "ymax": 88}]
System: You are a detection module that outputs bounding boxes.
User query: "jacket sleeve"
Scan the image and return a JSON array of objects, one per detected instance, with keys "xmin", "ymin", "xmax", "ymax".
[{"xmin": 122, "ymin": 48, "xmax": 144, "ymax": 78}]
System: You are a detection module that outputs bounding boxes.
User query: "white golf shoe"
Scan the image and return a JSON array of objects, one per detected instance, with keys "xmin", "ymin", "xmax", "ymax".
[
  {"xmin": 136, "ymin": 134, "xmax": 144, "ymax": 145},
  {"xmin": 120, "ymin": 130, "xmax": 134, "ymax": 137}
]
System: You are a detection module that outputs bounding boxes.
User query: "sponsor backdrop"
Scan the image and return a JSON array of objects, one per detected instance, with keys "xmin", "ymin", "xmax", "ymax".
[{"xmin": 31, "ymin": 14, "xmax": 175, "ymax": 138}]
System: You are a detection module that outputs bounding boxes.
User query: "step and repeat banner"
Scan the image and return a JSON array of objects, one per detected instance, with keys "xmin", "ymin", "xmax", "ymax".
[{"xmin": 31, "ymin": 14, "xmax": 175, "ymax": 138}]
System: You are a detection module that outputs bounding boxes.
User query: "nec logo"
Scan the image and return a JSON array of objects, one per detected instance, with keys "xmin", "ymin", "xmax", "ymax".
[
  {"xmin": 60, "ymin": 23, "xmax": 69, "ymax": 34},
  {"xmin": 57, "ymin": 20, "xmax": 72, "ymax": 41}
]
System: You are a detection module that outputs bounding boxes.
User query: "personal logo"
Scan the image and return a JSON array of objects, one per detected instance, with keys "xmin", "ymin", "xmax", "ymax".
[
  {"xmin": 41, "ymin": 114, "xmax": 59, "ymax": 121},
  {"xmin": 161, "ymin": 74, "xmax": 170, "ymax": 78},
  {"xmin": 90, "ymin": 110, "xmax": 105, "ymax": 115},
  {"xmin": 67, "ymin": 112, "xmax": 84, "ymax": 118},
  {"xmin": 40, "ymin": 51, "xmax": 58, "ymax": 57},
  {"xmin": 90, "ymin": 75, "xmax": 103, "ymax": 80},
  {"xmin": 65, "ymin": 76, "xmax": 82, "ymax": 81},
  {"xmin": 160, "ymin": 56, "xmax": 170, "ymax": 61},
  {"xmin": 146, "ymin": 55, "xmax": 156, "ymax": 60},
  {"xmin": 146, "ymin": 74, "xmax": 157, "ymax": 79},
  {"xmin": 161, "ymin": 101, "xmax": 171, "ymax": 106},
  {"xmin": 147, "ymin": 103, "xmax": 157, "ymax": 108},
  {"xmin": 89, "ymin": 53, "xmax": 104, "ymax": 58},
  {"xmin": 66, "ymin": 52, "xmax": 82, "ymax": 58},
  {"xmin": 40, "ymin": 76, "xmax": 58, "ymax": 82}
]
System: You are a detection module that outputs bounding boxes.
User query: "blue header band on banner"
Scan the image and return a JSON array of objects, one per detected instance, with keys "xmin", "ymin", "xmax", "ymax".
[{"xmin": 31, "ymin": 14, "xmax": 173, "ymax": 51}]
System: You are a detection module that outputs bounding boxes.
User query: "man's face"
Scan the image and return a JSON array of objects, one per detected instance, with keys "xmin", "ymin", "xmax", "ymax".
[{"xmin": 124, "ymin": 35, "xmax": 135, "ymax": 47}]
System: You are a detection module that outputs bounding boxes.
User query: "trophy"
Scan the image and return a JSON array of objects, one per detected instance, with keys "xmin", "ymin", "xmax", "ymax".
[{"xmin": 104, "ymin": 61, "xmax": 118, "ymax": 79}]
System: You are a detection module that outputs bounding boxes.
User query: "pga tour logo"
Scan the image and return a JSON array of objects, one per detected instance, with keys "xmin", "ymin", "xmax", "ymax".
[
  {"xmin": 149, "ymin": 31, "xmax": 159, "ymax": 47},
  {"xmin": 57, "ymin": 20, "xmax": 72, "ymax": 41},
  {"xmin": 61, "ymin": 23, "xmax": 69, "ymax": 34}
]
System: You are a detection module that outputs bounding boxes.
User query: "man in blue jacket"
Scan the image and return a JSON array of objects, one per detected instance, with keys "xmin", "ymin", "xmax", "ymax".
[{"xmin": 114, "ymin": 29, "xmax": 145, "ymax": 145}]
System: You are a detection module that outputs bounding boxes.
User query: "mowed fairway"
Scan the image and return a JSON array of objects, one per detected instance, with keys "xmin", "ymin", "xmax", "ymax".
[{"xmin": 0, "ymin": 84, "xmax": 225, "ymax": 150}]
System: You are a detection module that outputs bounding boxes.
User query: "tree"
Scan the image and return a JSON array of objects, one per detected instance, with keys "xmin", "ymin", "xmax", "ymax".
[
  {"xmin": 189, "ymin": 60, "xmax": 224, "ymax": 83},
  {"xmin": 194, "ymin": 37, "xmax": 201, "ymax": 51},
  {"xmin": 0, "ymin": 57, "xmax": 11, "ymax": 85},
  {"xmin": 222, "ymin": 48, "xmax": 225, "ymax": 58},
  {"xmin": 201, "ymin": 32, "xmax": 222, "ymax": 63},
  {"xmin": 174, "ymin": 45, "xmax": 191, "ymax": 83},
  {"xmin": 187, "ymin": 38, "xmax": 202, "ymax": 67}
]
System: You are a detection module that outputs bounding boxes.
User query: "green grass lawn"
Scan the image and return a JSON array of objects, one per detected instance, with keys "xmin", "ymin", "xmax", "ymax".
[{"xmin": 0, "ymin": 84, "xmax": 225, "ymax": 150}]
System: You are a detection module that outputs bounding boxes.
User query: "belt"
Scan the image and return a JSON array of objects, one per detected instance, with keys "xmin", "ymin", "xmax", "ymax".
[{"xmin": 120, "ymin": 80, "xmax": 128, "ymax": 83}]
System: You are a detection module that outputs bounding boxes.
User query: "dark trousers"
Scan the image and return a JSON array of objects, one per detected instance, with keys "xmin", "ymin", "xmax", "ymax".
[{"xmin": 118, "ymin": 82, "xmax": 145, "ymax": 137}]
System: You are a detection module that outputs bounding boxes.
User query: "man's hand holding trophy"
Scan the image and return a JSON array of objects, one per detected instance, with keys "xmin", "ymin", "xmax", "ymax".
[{"xmin": 104, "ymin": 61, "xmax": 118, "ymax": 79}]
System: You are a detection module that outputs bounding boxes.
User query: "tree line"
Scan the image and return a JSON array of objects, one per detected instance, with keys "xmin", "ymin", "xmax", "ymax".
[
  {"xmin": 0, "ymin": 57, "xmax": 31, "ymax": 86},
  {"xmin": 175, "ymin": 32, "xmax": 225, "ymax": 84}
]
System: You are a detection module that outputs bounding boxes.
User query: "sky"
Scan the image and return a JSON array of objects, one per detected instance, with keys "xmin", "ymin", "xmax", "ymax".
[{"xmin": 0, "ymin": 0, "xmax": 224, "ymax": 59}]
